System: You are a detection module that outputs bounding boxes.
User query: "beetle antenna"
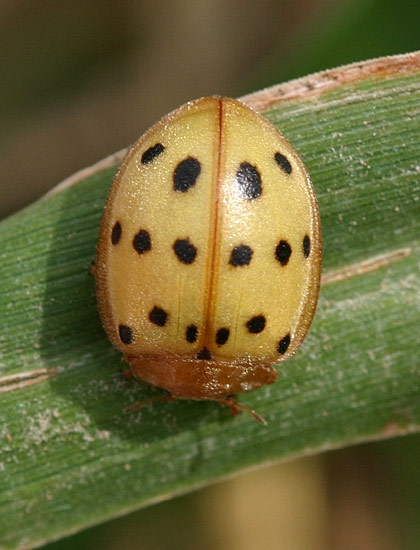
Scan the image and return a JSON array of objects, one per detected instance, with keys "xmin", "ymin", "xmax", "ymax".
[
  {"xmin": 125, "ymin": 394, "xmax": 267, "ymax": 425},
  {"xmin": 219, "ymin": 396, "xmax": 267, "ymax": 425},
  {"xmin": 124, "ymin": 395, "xmax": 175, "ymax": 413}
]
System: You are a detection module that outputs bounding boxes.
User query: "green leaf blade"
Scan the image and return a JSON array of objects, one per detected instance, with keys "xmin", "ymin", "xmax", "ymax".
[{"xmin": 1, "ymin": 52, "xmax": 420, "ymax": 549}]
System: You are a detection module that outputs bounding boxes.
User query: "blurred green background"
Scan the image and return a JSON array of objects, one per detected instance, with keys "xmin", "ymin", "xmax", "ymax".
[{"xmin": 1, "ymin": 1, "xmax": 419, "ymax": 548}]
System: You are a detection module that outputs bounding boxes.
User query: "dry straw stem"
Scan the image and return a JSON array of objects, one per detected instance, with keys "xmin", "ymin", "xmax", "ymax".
[{"xmin": 1, "ymin": 51, "xmax": 420, "ymax": 549}]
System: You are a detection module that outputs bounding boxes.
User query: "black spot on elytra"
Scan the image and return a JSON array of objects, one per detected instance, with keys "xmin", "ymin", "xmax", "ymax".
[
  {"xmin": 141, "ymin": 143, "xmax": 165, "ymax": 164},
  {"xmin": 186, "ymin": 324, "xmax": 198, "ymax": 343},
  {"xmin": 216, "ymin": 327, "xmax": 230, "ymax": 346},
  {"xmin": 111, "ymin": 221, "xmax": 122, "ymax": 245},
  {"xmin": 197, "ymin": 347, "xmax": 212, "ymax": 360},
  {"xmin": 236, "ymin": 162, "xmax": 262, "ymax": 199},
  {"xmin": 119, "ymin": 324, "xmax": 133, "ymax": 345},
  {"xmin": 303, "ymin": 235, "xmax": 311, "ymax": 258},
  {"xmin": 246, "ymin": 315, "xmax": 266, "ymax": 334},
  {"xmin": 149, "ymin": 306, "xmax": 168, "ymax": 327},
  {"xmin": 275, "ymin": 240, "xmax": 292, "ymax": 266},
  {"xmin": 274, "ymin": 152, "xmax": 292, "ymax": 174},
  {"xmin": 173, "ymin": 238, "xmax": 197, "ymax": 264},
  {"xmin": 173, "ymin": 157, "xmax": 201, "ymax": 192},
  {"xmin": 229, "ymin": 245, "xmax": 253, "ymax": 267},
  {"xmin": 277, "ymin": 333, "xmax": 291, "ymax": 354},
  {"xmin": 133, "ymin": 229, "xmax": 152, "ymax": 255}
]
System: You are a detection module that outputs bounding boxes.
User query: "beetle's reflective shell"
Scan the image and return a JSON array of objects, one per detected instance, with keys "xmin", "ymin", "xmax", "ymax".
[{"xmin": 96, "ymin": 97, "xmax": 321, "ymax": 403}]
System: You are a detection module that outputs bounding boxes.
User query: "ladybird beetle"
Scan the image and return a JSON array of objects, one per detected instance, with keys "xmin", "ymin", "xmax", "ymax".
[{"xmin": 95, "ymin": 97, "xmax": 321, "ymax": 422}]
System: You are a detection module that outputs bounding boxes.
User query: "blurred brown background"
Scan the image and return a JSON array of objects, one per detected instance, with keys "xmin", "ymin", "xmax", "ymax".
[
  {"xmin": 1, "ymin": 0, "xmax": 330, "ymax": 219},
  {"xmin": 2, "ymin": 1, "xmax": 420, "ymax": 549}
]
